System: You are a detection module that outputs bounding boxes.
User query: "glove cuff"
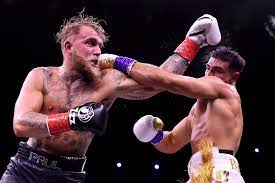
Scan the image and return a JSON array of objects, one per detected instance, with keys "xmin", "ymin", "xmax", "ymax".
[
  {"xmin": 46, "ymin": 112, "xmax": 70, "ymax": 136},
  {"xmin": 150, "ymin": 130, "xmax": 164, "ymax": 144},
  {"xmin": 114, "ymin": 56, "xmax": 136, "ymax": 75},
  {"xmin": 174, "ymin": 38, "xmax": 200, "ymax": 63}
]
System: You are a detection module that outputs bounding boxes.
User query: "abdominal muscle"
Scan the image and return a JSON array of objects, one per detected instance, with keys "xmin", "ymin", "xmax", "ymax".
[
  {"xmin": 27, "ymin": 130, "xmax": 94, "ymax": 157},
  {"xmin": 190, "ymin": 122, "xmax": 238, "ymax": 155}
]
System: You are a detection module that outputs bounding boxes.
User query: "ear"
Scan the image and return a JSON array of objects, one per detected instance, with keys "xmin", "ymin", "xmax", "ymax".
[
  {"xmin": 64, "ymin": 41, "xmax": 72, "ymax": 54},
  {"xmin": 230, "ymin": 72, "xmax": 239, "ymax": 84}
]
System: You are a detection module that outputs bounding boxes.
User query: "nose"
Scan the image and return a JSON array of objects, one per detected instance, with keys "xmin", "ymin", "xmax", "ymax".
[{"xmin": 94, "ymin": 45, "xmax": 101, "ymax": 56}]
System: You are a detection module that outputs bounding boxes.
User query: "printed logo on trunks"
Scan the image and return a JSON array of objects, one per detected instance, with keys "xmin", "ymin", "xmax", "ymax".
[
  {"xmin": 229, "ymin": 158, "xmax": 239, "ymax": 171},
  {"xmin": 69, "ymin": 105, "xmax": 95, "ymax": 124},
  {"xmin": 214, "ymin": 170, "xmax": 229, "ymax": 182},
  {"xmin": 29, "ymin": 152, "xmax": 61, "ymax": 170}
]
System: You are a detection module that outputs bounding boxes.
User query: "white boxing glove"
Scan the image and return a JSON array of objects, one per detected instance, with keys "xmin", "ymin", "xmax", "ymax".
[
  {"xmin": 133, "ymin": 115, "xmax": 164, "ymax": 144},
  {"xmin": 175, "ymin": 14, "xmax": 221, "ymax": 62},
  {"xmin": 98, "ymin": 53, "xmax": 136, "ymax": 75},
  {"xmin": 186, "ymin": 14, "xmax": 221, "ymax": 46}
]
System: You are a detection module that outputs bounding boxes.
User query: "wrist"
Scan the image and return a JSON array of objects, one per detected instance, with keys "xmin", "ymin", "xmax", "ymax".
[
  {"xmin": 174, "ymin": 37, "xmax": 200, "ymax": 63},
  {"xmin": 46, "ymin": 112, "xmax": 70, "ymax": 136},
  {"xmin": 113, "ymin": 56, "xmax": 137, "ymax": 75},
  {"xmin": 150, "ymin": 130, "xmax": 164, "ymax": 144}
]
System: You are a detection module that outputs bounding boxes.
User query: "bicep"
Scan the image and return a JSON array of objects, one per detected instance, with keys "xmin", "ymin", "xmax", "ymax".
[{"xmin": 14, "ymin": 68, "xmax": 44, "ymax": 118}]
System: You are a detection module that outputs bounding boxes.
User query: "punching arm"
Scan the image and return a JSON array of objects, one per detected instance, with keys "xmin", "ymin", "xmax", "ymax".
[
  {"xmin": 129, "ymin": 62, "xmax": 226, "ymax": 100},
  {"xmin": 99, "ymin": 14, "xmax": 221, "ymax": 76}
]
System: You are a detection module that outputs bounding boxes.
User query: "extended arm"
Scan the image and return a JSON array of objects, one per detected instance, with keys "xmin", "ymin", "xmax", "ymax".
[
  {"xmin": 99, "ymin": 14, "xmax": 221, "ymax": 100},
  {"xmin": 98, "ymin": 54, "xmax": 189, "ymax": 100},
  {"xmin": 130, "ymin": 62, "xmax": 227, "ymax": 100}
]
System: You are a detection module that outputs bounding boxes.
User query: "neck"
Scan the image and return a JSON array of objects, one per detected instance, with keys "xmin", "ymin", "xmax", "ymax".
[
  {"xmin": 60, "ymin": 57, "xmax": 100, "ymax": 83},
  {"xmin": 59, "ymin": 64, "xmax": 83, "ymax": 83}
]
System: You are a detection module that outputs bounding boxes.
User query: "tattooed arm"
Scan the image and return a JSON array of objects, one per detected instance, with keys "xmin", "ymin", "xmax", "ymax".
[
  {"xmin": 106, "ymin": 69, "xmax": 161, "ymax": 100},
  {"xmin": 160, "ymin": 53, "xmax": 189, "ymax": 75},
  {"xmin": 108, "ymin": 53, "xmax": 189, "ymax": 100},
  {"xmin": 13, "ymin": 67, "xmax": 49, "ymax": 138},
  {"xmin": 110, "ymin": 53, "xmax": 189, "ymax": 100}
]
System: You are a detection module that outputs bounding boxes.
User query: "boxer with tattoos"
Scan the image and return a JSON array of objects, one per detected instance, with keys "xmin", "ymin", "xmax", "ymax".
[{"xmin": 1, "ymin": 12, "xmax": 220, "ymax": 183}]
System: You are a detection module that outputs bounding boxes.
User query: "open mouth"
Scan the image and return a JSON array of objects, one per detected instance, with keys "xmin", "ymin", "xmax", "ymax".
[{"xmin": 90, "ymin": 59, "xmax": 98, "ymax": 66}]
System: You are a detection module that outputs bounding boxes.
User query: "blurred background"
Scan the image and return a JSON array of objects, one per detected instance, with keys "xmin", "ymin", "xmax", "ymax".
[{"xmin": 0, "ymin": 0, "xmax": 274, "ymax": 182}]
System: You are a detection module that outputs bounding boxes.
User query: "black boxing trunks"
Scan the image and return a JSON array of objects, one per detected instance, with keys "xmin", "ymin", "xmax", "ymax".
[{"xmin": 0, "ymin": 142, "xmax": 86, "ymax": 183}]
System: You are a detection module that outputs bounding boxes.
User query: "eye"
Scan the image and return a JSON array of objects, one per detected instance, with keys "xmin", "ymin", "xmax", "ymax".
[
  {"xmin": 87, "ymin": 39, "xmax": 97, "ymax": 46},
  {"xmin": 213, "ymin": 68, "xmax": 224, "ymax": 74}
]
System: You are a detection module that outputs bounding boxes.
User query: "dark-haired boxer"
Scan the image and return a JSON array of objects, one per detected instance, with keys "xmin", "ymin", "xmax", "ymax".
[{"xmin": 112, "ymin": 46, "xmax": 246, "ymax": 182}]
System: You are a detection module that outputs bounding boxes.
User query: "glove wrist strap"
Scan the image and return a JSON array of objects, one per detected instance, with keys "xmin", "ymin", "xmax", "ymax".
[
  {"xmin": 46, "ymin": 112, "xmax": 70, "ymax": 136},
  {"xmin": 151, "ymin": 130, "xmax": 164, "ymax": 144},
  {"xmin": 114, "ymin": 56, "xmax": 136, "ymax": 75},
  {"xmin": 174, "ymin": 37, "xmax": 200, "ymax": 63}
]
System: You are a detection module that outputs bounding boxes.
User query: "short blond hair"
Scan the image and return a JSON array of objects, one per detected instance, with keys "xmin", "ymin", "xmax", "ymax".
[{"xmin": 56, "ymin": 10, "xmax": 109, "ymax": 45}]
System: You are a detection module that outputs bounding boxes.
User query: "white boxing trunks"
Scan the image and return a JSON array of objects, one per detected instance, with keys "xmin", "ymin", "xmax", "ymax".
[{"xmin": 187, "ymin": 147, "xmax": 245, "ymax": 183}]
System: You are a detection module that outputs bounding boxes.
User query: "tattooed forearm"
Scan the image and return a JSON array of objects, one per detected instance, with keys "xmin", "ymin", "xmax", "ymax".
[
  {"xmin": 62, "ymin": 133, "xmax": 70, "ymax": 141},
  {"xmin": 160, "ymin": 53, "xmax": 189, "ymax": 75},
  {"xmin": 14, "ymin": 111, "xmax": 51, "ymax": 138},
  {"xmin": 20, "ymin": 111, "xmax": 47, "ymax": 129}
]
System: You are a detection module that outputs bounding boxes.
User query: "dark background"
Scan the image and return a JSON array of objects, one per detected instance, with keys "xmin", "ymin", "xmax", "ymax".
[{"xmin": 0, "ymin": 0, "xmax": 275, "ymax": 182}]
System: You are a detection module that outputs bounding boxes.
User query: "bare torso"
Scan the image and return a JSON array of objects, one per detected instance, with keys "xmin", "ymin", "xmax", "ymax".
[
  {"xmin": 27, "ymin": 67, "xmax": 118, "ymax": 156},
  {"xmin": 190, "ymin": 89, "xmax": 243, "ymax": 155}
]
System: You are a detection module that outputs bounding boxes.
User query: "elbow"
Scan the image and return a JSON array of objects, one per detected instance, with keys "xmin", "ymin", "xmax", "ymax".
[
  {"xmin": 154, "ymin": 132, "xmax": 180, "ymax": 154},
  {"xmin": 155, "ymin": 145, "xmax": 179, "ymax": 154},
  {"xmin": 13, "ymin": 125, "xmax": 25, "ymax": 137},
  {"xmin": 162, "ymin": 150, "xmax": 177, "ymax": 154},
  {"xmin": 13, "ymin": 116, "xmax": 26, "ymax": 137},
  {"xmin": 133, "ymin": 87, "xmax": 164, "ymax": 100},
  {"xmin": 142, "ymin": 87, "xmax": 164, "ymax": 99},
  {"xmin": 163, "ymin": 146, "xmax": 180, "ymax": 154}
]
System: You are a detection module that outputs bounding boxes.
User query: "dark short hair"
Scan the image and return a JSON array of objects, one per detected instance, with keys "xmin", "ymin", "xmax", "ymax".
[{"xmin": 210, "ymin": 46, "xmax": 246, "ymax": 72}]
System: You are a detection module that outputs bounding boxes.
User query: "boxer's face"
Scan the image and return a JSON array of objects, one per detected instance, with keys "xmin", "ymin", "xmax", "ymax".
[
  {"xmin": 66, "ymin": 26, "xmax": 103, "ymax": 79},
  {"xmin": 71, "ymin": 26, "xmax": 103, "ymax": 66},
  {"xmin": 205, "ymin": 57, "xmax": 236, "ymax": 84}
]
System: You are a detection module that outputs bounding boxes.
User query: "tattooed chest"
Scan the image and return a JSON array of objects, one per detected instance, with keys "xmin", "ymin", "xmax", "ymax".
[{"xmin": 42, "ymin": 83, "xmax": 102, "ymax": 113}]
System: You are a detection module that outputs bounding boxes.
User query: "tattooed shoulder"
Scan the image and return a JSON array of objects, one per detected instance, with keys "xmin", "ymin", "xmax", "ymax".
[{"xmin": 112, "ymin": 70, "xmax": 127, "ymax": 85}]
